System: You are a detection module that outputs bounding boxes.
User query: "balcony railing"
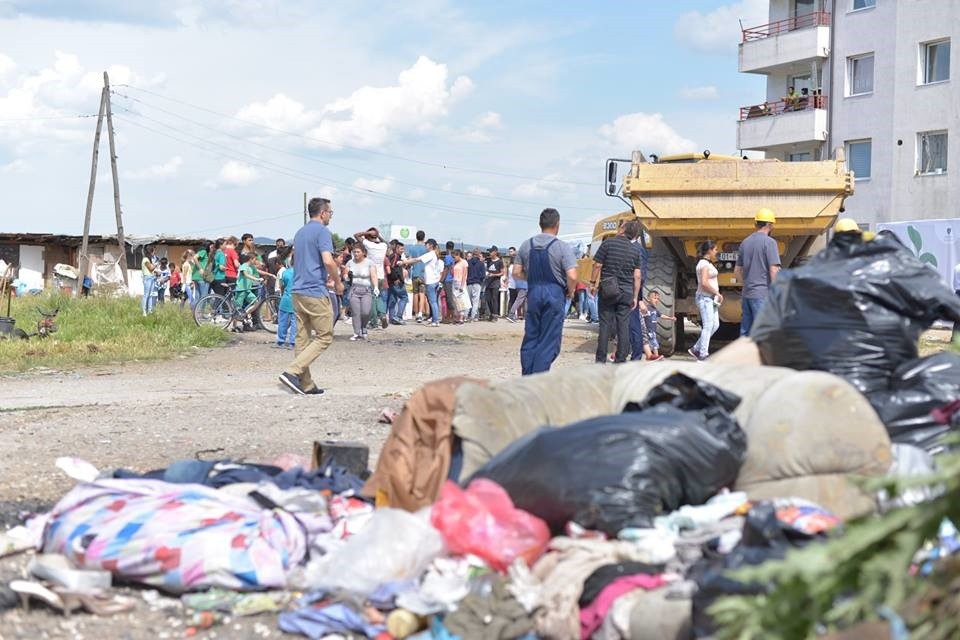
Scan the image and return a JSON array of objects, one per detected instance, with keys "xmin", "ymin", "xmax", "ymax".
[
  {"xmin": 741, "ymin": 11, "xmax": 830, "ymax": 42},
  {"xmin": 739, "ymin": 95, "xmax": 827, "ymax": 121}
]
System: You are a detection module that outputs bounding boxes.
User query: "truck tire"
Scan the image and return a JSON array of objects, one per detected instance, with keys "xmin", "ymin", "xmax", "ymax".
[{"xmin": 645, "ymin": 252, "xmax": 681, "ymax": 357}]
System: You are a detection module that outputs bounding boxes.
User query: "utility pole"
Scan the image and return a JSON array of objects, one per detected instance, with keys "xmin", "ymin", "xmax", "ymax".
[
  {"xmin": 103, "ymin": 72, "xmax": 128, "ymax": 287},
  {"xmin": 303, "ymin": 192, "xmax": 307, "ymax": 225},
  {"xmin": 77, "ymin": 71, "xmax": 129, "ymax": 293},
  {"xmin": 77, "ymin": 86, "xmax": 108, "ymax": 297}
]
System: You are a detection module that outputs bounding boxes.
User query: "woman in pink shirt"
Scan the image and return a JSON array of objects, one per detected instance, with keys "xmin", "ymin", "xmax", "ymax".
[{"xmin": 452, "ymin": 250, "xmax": 470, "ymax": 324}]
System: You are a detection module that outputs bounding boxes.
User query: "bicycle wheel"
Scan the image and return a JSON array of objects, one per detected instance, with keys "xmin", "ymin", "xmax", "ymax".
[
  {"xmin": 257, "ymin": 294, "xmax": 280, "ymax": 333},
  {"xmin": 194, "ymin": 294, "xmax": 234, "ymax": 330}
]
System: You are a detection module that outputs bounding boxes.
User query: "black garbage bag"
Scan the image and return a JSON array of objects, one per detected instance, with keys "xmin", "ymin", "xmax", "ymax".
[
  {"xmin": 691, "ymin": 502, "xmax": 821, "ymax": 638},
  {"xmin": 468, "ymin": 373, "xmax": 747, "ymax": 535},
  {"xmin": 867, "ymin": 352, "xmax": 960, "ymax": 453},
  {"xmin": 751, "ymin": 233, "xmax": 960, "ymax": 394}
]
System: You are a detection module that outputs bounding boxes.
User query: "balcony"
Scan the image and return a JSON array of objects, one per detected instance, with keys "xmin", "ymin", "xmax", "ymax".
[
  {"xmin": 737, "ymin": 96, "xmax": 828, "ymax": 151},
  {"xmin": 739, "ymin": 12, "xmax": 831, "ymax": 74}
]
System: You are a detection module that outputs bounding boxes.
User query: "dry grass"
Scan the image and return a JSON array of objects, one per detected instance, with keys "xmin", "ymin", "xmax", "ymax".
[{"xmin": 0, "ymin": 292, "xmax": 228, "ymax": 373}]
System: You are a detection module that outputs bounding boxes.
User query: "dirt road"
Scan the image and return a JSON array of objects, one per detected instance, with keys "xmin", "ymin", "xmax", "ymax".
[{"xmin": 0, "ymin": 318, "xmax": 610, "ymax": 514}]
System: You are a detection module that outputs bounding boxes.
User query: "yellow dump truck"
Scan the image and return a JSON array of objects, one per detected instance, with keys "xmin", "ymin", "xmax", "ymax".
[{"xmin": 582, "ymin": 150, "xmax": 854, "ymax": 356}]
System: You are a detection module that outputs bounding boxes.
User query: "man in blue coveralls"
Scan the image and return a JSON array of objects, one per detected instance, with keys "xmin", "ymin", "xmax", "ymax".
[{"xmin": 513, "ymin": 208, "xmax": 579, "ymax": 375}]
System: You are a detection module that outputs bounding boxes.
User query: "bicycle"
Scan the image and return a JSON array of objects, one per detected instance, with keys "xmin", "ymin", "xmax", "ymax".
[{"xmin": 193, "ymin": 284, "xmax": 279, "ymax": 333}]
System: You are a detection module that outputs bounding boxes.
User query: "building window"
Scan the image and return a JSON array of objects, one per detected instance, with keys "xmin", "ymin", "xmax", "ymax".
[
  {"xmin": 846, "ymin": 139, "xmax": 872, "ymax": 179},
  {"xmin": 921, "ymin": 39, "xmax": 950, "ymax": 84},
  {"xmin": 789, "ymin": 152, "xmax": 812, "ymax": 162},
  {"xmin": 848, "ymin": 54, "xmax": 874, "ymax": 95},
  {"xmin": 917, "ymin": 131, "xmax": 948, "ymax": 175},
  {"xmin": 852, "ymin": 0, "xmax": 875, "ymax": 10}
]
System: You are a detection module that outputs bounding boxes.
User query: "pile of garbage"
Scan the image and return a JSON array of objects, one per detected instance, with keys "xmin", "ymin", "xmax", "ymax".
[{"xmin": 2, "ymin": 229, "xmax": 958, "ymax": 639}]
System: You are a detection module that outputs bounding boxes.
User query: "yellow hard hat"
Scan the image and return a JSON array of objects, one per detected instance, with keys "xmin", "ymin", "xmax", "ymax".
[
  {"xmin": 755, "ymin": 208, "xmax": 777, "ymax": 224},
  {"xmin": 862, "ymin": 231, "xmax": 876, "ymax": 241},
  {"xmin": 833, "ymin": 217, "xmax": 861, "ymax": 234}
]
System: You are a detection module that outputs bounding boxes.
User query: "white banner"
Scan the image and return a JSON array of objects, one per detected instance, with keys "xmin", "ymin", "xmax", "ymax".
[
  {"xmin": 389, "ymin": 225, "xmax": 418, "ymax": 243},
  {"xmin": 877, "ymin": 218, "xmax": 958, "ymax": 288}
]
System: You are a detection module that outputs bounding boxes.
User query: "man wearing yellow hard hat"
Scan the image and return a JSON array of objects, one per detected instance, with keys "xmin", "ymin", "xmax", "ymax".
[
  {"xmin": 734, "ymin": 208, "xmax": 782, "ymax": 336},
  {"xmin": 831, "ymin": 217, "xmax": 876, "ymax": 243}
]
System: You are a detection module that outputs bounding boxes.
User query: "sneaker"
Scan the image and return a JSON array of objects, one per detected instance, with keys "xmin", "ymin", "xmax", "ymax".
[
  {"xmin": 506, "ymin": 316, "xmax": 517, "ymax": 323},
  {"xmin": 362, "ymin": 330, "xmax": 369, "ymax": 338},
  {"xmin": 303, "ymin": 386, "xmax": 324, "ymax": 395},
  {"xmin": 273, "ymin": 343, "xmax": 284, "ymax": 349},
  {"xmin": 687, "ymin": 347, "xmax": 701, "ymax": 361},
  {"xmin": 381, "ymin": 316, "xmax": 389, "ymax": 329},
  {"xmin": 579, "ymin": 314, "xmax": 588, "ymax": 321},
  {"xmin": 429, "ymin": 322, "xmax": 440, "ymax": 327},
  {"xmin": 278, "ymin": 372, "xmax": 305, "ymax": 395},
  {"xmin": 416, "ymin": 314, "xmax": 423, "ymax": 323},
  {"xmin": 350, "ymin": 334, "xmax": 361, "ymax": 341},
  {"xmin": 286, "ymin": 344, "xmax": 295, "ymax": 350}
]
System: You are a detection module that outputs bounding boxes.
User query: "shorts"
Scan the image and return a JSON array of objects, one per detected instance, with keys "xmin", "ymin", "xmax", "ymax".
[
  {"xmin": 412, "ymin": 277, "xmax": 425, "ymax": 294},
  {"xmin": 646, "ymin": 331, "xmax": 659, "ymax": 351}
]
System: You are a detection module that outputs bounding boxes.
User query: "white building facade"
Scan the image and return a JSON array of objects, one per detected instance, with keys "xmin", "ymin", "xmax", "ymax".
[{"xmin": 737, "ymin": 0, "xmax": 959, "ymax": 227}]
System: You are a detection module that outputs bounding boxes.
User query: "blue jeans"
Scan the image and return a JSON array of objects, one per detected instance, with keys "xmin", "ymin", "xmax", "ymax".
[
  {"xmin": 277, "ymin": 309, "xmax": 296, "ymax": 346},
  {"xmin": 585, "ymin": 291, "xmax": 599, "ymax": 322},
  {"xmin": 425, "ymin": 283, "xmax": 441, "ymax": 324},
  {"xmin": 693, "ymin": 293, "xmax": 720, "ymax": 357},
  {"xmin": 369, "ymin": 279, "xmax": 389, "ymax": 325},
  {"xmin": 141, "ymin": 275, "xmax": 156, "ymax": 314},
  {"xmin": 388, "ymin": 282, "xmax": 408, "ymax": 320},
  {"xmin": 196, "ymin": 280, "xmax": 210, "ymax": 299},
  {"xmin": 577, "ymin": 289, "xmax": 587, "ymax": 316},
  {"xmin": 185, "ymin": 281, "xmax": 197, "ymax": 309},
  {"xmin": 740, "ymin": 297, "xmax": 766, "ymax": 336}
]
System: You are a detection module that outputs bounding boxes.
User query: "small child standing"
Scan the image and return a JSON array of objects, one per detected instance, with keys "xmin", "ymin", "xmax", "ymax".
[
  {"xmin": 633, "ymin": 290, "xmax": 676, "ymax": 361},
  {"xmin": 276, "ymin": 251, "xmax": 296, "ymax": 349},
  {"xmin": 155, "ymin": 258, "xmax": 171, "ymax": 304}
]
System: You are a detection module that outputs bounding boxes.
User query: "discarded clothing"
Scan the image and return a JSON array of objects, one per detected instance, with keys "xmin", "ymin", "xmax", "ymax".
[
  {"xmin": 472, "ymin": 374, "xmax": 746, "ymax": 534},
  {"xmin": 114, "ymin": 459, "xmax": 365, "ymax": 495},
  {"xmin": 363, "ymin": 377, "xmax": 483, "ymax": 510},
  {"xmin": 531, "ymin": 537, "xmax": 665, "ymax": 640},
  {"xmin": 652, "ymin": 492, "xmax": 748, "ymax": 535},
  {"xmin": 442, "ymin": 575, "xmax": 535, "ymax": 640},
  {"xmin": 579, "ymin": 573, "xmax": 665, "ymax": 639},
  {"xmin": 41, "ymin": 478, "xmax": 331, "ymax": 592},
  {"xmin": 578, "ymin": 562, "xmax": 664, "ymax": 608},
  {"xmin": 278, "ymin": 603, "xmax": 385, "ymax": 639}
]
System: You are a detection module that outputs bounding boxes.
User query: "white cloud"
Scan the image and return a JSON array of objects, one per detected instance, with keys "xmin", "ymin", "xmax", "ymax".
[
  {"xmin": 407, "ymin": 187, "xmax": 426, "ymax": 200},
  {"xmin": 0, "ymin": 51, "xmax": 161, "ymax": 146},
  {"xmin": 123, "ymin": 156, "xmax": 183, "ymax": 180},
  {"xmin": 234, "ymin": 56, "xmax": 473, "ymax": 149},
  {"xmin": 466, "ymin": 184, "xmax": 494, "ymax": 197},
  {"xmin": 674, "ymin": 0, "xmax": 767, "ymax": 54},
  {"xmin": 0, "ymin": 158, "xmax": 26, "ymax": 174},
  {"xmin": 207, "ymin": 160, "xmax": 260, "ymax": 188},
  {"xmin": 598, "ymin": 112, "xmax": 697, "ymax": 156},
  {"xmin": 457, "ymin": 110, "xmax": 503, "ymax": 142},
  {"xmin": 0, "ymin": 53, "xmax": 14, "ymax": 80},
  {"xmin": 680, "ymin": 85, "xmax": 719, "ymax": 100},
  {"xmin": 511, "ymin": 172, "xmax": 576, "ymax": 200},
  {"xmin": 440, "ymin": 182, "xmax": 454, "ymax": 192},
  {"xmin": 352, "ymin": 175, "xmax": 394, "ymax": 193}
]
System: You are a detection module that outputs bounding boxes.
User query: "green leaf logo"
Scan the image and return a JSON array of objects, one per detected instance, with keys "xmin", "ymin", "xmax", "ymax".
[
  {"xmin": 907, "ymin": 225, "xmax": 923, "ymax": 253},
  {"xmin": 920, "ymin": 252, "xmax": 939, "ymax": 267}
]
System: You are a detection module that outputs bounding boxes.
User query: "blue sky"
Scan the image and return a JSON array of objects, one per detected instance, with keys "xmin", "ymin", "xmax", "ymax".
[{"xmin": 0, "ymin": 0, "xmax": 766, "ymax": 245}]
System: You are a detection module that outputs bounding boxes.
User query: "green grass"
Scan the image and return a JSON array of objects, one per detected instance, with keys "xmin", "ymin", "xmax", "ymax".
[{"xmin": 0, "ymin": 292, "xmax": 229, "ymax": 373}]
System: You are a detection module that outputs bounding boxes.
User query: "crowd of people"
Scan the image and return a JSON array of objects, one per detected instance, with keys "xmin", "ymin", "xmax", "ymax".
[{"xmin": 136, "ymin": 198, "xmax": 790, "ymax": 394}]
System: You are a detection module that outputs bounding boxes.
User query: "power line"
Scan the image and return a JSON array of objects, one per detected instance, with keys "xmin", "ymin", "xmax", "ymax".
[
  {"xmin": 114, "ymin": 83, "xmax": 597, "ymax": 187},
  {"xmin": 0, "ymin": 113, "xmax": 100, "ymax": 122},
  {"xmin": 112, "ymin": 111, "xmax": 595, "ymax": 226},
  {"xmin": 181, "ymin": 209, "xmax": 303, "ymax": 236},
  {"xmin": 111, "ymin": 90, "xmax": 609, "ymax": 213}
]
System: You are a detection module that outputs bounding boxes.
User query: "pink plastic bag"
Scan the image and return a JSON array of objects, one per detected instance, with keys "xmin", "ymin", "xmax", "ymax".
[{"xmin": 430, "ymin": 479, "xmax": 550, "ymax": 572}]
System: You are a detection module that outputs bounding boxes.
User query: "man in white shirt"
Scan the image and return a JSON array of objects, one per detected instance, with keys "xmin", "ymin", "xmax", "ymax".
[
  {"xmin": 354, "ymin": 227, "xmax": 389, "ymax": 329},
  {"xmin": 401, "ymin": 239, "xmax": 442, "ymax": 326}
]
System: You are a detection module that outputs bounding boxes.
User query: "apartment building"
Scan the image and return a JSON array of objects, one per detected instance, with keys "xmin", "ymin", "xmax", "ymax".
[{"xmin": 736, "ymin": 0, "xmax": 958, "ymax": 226}]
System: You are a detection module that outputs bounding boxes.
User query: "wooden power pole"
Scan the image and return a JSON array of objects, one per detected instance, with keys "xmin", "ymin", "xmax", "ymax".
[
  {"xmin": 77, "ymin": 71, "xmax": 129, "ymax": 295},
  {"xmin": 78, "ymin": 87, "xmax": 108, "ymax": 296},
  {"xmin": 303, "ymin": 192, "xmax": 308, "ymax": 225}
]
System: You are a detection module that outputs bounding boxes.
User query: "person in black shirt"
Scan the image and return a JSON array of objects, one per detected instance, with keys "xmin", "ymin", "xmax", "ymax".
[
  {"xmin": 592, "ymin": 220, "xmax": 643, "ymax": 363},
  {"xmin": 466, "ymin": 251, "xmax": 486, "ymax": 321},
  {"xmin": 484, "ymin": 247, "xmax": 504, "ymax": 321}
]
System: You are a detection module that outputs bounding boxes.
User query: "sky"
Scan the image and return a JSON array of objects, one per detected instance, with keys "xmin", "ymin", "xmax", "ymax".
[{"xmin": 0, "ymin": 0, "xmax": 767, "ymax": 246}]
